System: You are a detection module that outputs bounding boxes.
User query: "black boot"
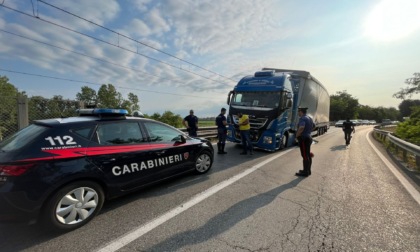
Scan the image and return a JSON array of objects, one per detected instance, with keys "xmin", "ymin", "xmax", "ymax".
[
  {"xmin": 296, "ymin": 160, "xmax": 309, "ymax": 176},
  {"xmin": 217, "ymin": 143, "xmax": 222, "ymax": 154},
  {"xmin": 220, "ymin": 144, "xmax": 227, "ymax": 154}
]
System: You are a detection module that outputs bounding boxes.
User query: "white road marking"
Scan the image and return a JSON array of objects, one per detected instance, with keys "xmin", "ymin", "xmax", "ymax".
[
  {"xmin": 366, "ymin": 131, "xmax": 420, "ymax": 205},
  {"xmin": 96, "ymin": 148, "xmax": 294, "ymax": 252}
]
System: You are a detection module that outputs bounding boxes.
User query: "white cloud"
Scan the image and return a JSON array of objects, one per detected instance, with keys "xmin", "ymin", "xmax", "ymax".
[
  {"xmin": 2, "ymin": 0, "xmax": 420, "ymax": 116},
  {"xmin": 39, "ymin": 0, "xmax": 121, "ymax": 30},
  {"xmin": 132, "ymin": 0, "xmax": 152, "ymax": 12},
  {"xmin": 128, "ymin": 19, "xmax": 152, "ymax": 37},
  {"xmin": 145, "ymin": 7, "xmax": 171, "ymax": 36}
]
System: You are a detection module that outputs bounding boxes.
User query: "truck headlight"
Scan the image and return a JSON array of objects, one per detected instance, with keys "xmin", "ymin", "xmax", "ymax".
[{"xmin": 263, "ymin": 136, "xmax": 273, "ymax": 144}]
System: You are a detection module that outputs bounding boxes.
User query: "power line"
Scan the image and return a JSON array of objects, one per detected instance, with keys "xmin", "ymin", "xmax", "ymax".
[
  {"xmin": 0, "ymin": 3, "xmax": 234, "ymax": 86},
  {"xmin": 37, "ymin": 0, "xmax": 236, "ymax": 83},
  {"xmin": 0, "ymin": 68, "xmax": 216, "ymax": 99},
  {"xmin": 0, "ymin": 28, "xmax": 190, "ymax": 87}
]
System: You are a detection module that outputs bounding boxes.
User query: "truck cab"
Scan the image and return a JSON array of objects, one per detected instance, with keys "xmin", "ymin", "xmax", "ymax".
[
  {"xmin": 226, "ymin": 68, "xmax": 330, "ymax": 151},
  {"xmin": 226, "ymin": 70, "xmax": 294, "ymax": 151}
]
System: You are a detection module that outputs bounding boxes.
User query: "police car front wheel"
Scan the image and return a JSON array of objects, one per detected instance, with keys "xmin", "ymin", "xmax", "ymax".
[
  {"xmin": 194, "ymin": 151, "xmax": 212, "ymax": 174},
  {"xmin": 42, "ymin": 181, "xmax": 105, "ymax": 231}
]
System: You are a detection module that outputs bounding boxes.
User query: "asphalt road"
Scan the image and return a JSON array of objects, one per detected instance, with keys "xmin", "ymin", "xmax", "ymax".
[{"xmin": 1, "ymin": 126, "xmax": 419, "ymax": 252}]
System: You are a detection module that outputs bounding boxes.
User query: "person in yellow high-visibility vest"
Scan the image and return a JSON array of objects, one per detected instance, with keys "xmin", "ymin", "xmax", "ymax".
[{"xmin": 237, "ymin": 112, "xmax": 253, "ymax": 155}]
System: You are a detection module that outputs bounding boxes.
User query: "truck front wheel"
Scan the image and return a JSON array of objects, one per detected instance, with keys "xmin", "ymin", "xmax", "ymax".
[{"xmin": 280, "ymin": 134, "xmax": 288, "ymax": 150}]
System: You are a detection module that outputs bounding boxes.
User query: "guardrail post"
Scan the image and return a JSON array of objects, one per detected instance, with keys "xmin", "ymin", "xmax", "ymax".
[
  {"xmin": 402, "ymin": 149, "xmax": 407, "ymax": 163},
  {"xmin": 17, "ymin": 95, "xmax": 29, "ymax": 130}
]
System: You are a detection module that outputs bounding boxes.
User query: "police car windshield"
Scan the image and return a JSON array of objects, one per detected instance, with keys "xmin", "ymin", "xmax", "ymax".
[
  {"xmin": 231, "ymin": 91, "xmax": 281, "ymax": 108},
  {"xmin": 0, "ymin": 124, "xmax": 47, "ymax": 152}
]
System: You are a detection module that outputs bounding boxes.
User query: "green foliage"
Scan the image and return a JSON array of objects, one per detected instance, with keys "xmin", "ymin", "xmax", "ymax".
[
  {"xmin": 76, "ymin": 84, "xmax": 140, "ymax": 114},
  {"xmin": 144, "ymin": 111, "xmax": 183, "ymax": 128},
  {"xmin": 97, "ymin": 84, "xmax": 122, "ymax": 108},
  {"xmin": 0, "ymin": 76, "xmax": 19, "ymax": 140},
  {"xmin": 395, "ymin": 106, "xmax": 420, "ymax": 145},
  {"xmin": 330, "ymin": 90, "xmax": 359, "ymax": 121},
  {"xmin": 393, "ymin": 73, "xmax": 420, "ymax": 100},
  {"xmin": 330, "ymin": 90, "xmax": 402, "ymax": 122},
  {"xmin": 28, "ymin": 95, "xmax": 81, "ymax": 121},
  {"xmin": 398, "ymin": 99, "xmax": 420, "ymax": 117},
  {"xmin": 199, "ymin": 120, "xmax": 216, "ymax": 127},
  {"xmin": 76, "ymin": 86, "xmax": 97, "ymax": 105}
]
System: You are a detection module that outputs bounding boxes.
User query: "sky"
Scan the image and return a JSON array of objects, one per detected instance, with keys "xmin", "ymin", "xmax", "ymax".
[{"xmin": 1, "ymin": 0, "xmax": 420, "ymax": 117}]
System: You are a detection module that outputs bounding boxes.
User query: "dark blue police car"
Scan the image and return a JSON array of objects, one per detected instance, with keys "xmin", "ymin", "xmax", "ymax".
[{"xmin": 0, "ymin": 109, "xmax": 214, "ymax": 231}]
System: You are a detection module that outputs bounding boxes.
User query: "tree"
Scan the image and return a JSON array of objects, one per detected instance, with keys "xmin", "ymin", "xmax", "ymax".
[
  {"xmin": 28, "ymin": 96, "xmax": 50, "ymax": 121},
  {"xmin": 395, "ymin": 106, "xmax": 420, "ymax": 145},
  {"xmin": 97, "ymin": 84, "xmax": 123, "ymax": 108},
  {"xmin": 393, "ymin": 72, "xmax": 420, "ymax": 99},
  {"xmin": 28, "ymin": 95, "xmax": 81, "ymax": 122},
  {"xmin": 398, "ymin": 99, "xmax": 420, "ymax": 117},
  {"xmin": 76, "ymin": 86, "xmax": 97, "ymax": 106},
  {"xmin": 144, "ymin": 111, "xmax": 183, "ymax": 128},
  {"xmin": 330, "ymin": 91, "xmax": 359, "ymax": 121},
  {"xmin": 358, "ymin": 105, "xmax": 376, "ymax": 120},
  {"xmin": 120, "ymin": 92, "xmax": 140, "ymax": 114},
  {"xmin": 127, "ymin": 92, "xmax": 140, "ymax": 111},
  {"xmin": 77, "ymin": 84, "xmax": 140, "ymax": 113},
  {"xmin": 160, "ymin": 111, "xmax": 183, "ymax": 128},
  {"xmin": 0, "ymin": 76, "xmax": 19, "ymax": 140}
]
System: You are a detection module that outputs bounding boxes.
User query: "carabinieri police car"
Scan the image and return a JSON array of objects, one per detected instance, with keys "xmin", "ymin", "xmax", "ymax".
[{"xmin": 0, "ymin": 108, "xmax": 214, "ymax": 231}]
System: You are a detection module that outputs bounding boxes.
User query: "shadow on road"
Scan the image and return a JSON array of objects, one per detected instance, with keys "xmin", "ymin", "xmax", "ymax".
[
  {"xmin": 330, "ymin": 145, "xmax": 347, "ymax": 151},
  {"xmin": 144, "ymin": 177, "xmax": 303, "ymax": 251}
]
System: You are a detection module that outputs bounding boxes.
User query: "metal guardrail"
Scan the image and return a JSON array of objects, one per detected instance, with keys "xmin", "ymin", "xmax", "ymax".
[
  {"xmin": 373, "ymin": 127, "xmax": 420, "ymax": 170},
  {"xmin": 180, "ymin": 126, "xmax": 218, "ymax": 139}
]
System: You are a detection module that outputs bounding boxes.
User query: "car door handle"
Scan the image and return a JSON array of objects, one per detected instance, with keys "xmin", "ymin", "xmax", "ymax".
[
  {"xmin": 156, "ymin": 150, "xmax": 166, "ymax": 155},
  {"xmin": 102, "ymin": 158, "xmax": 116, "ymax": 164}
]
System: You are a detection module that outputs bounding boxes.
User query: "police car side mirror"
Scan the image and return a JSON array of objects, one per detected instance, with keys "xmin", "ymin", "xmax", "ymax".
[{"xmin": 175, "ymin": 134, "xmax": 187, "ymax": 144}]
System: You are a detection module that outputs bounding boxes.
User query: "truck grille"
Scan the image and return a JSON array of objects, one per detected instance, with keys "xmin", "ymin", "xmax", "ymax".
[{"xmin": 249, "ymin": 118, "xmax": 267, "ymax": 129}]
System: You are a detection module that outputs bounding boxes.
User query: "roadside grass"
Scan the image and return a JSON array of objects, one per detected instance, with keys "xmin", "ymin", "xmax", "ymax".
[{"xmin": 198, "ymin": 120, "xmax": 215, "ymax": 127}]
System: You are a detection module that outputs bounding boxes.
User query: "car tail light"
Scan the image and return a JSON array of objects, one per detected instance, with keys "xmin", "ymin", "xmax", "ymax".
[{"xmin": 0, "ymin": 164, "xmax": 35, "ymax": 176}]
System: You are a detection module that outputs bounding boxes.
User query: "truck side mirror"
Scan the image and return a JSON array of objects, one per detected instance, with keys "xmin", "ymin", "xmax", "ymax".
[
  {"xmin": 227, "ymin": 90, "xmax": 234, "ymax": 105},
  {"xmin": 285, "ymin": 93, "xmax": 293, "ymax": 108},
  {"xmin": 286, "ymin": 99, "xmax": 293, "ymax": 108}
]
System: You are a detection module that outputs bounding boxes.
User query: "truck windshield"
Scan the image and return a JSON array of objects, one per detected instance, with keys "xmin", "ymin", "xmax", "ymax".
[{"xmin": 231, "ymin": 91, "xmax": 281, "ymax": 108}]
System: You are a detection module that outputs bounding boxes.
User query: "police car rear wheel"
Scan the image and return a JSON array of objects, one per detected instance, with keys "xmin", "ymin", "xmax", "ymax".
[
  {"xmin": 43, "ymin": 181, "xmax": 104, "ymax": 231},
  {"xmin": 195, "ymin": 151, "xmax": 212, "ymax": 174}
]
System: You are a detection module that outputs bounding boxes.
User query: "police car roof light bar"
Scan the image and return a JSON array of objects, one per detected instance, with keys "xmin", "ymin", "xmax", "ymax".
[{"xmin": 77, "ymin": 108, "xmax": 128, "ymax": 116}]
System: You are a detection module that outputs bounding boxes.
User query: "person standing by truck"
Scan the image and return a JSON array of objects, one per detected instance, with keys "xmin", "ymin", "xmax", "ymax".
[
  {"xmin": 237, "ymin": 112, "xmax": 253, "ymax": 155},
  {"xmin": 295, "ymin": 107, "xmax": 314, "ymax": 177},
  {"xmin": 183, "ymin": 109, "xmax": 198, "ymax": 137},
  {"xmin": 342, "ymin": 118, "xmax": 355, "ymax": 146},
  {"xmin": 216, "ymin": 108, "xmax": 228, "ymax": 154}
]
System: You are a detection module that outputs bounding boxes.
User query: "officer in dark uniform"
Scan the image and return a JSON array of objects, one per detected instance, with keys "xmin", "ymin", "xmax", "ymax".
[
  {"xmin": 215, "ymin": 108, "xmax": 228, "ymax": 154},
  {"xmin": 295, "ymin": 107, "xmax": 314, "ymax": 177},
  {"xmin": 342, "ymin": 118, "xmax": 355, "ymax": 146},
  {"xmin": 183, "ymin": 109, "xmax": 198, "ymax": 137}
]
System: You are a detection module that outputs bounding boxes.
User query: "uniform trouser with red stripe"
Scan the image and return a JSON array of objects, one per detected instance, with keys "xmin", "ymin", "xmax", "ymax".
[{"xmin": 299, "ymin": 136, "xmax": 312, "ymax": 174}]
